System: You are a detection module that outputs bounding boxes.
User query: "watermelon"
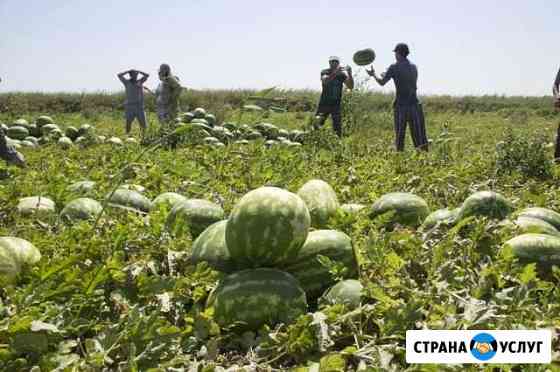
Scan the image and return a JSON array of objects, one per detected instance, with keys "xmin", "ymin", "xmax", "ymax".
[
  {"xmin": 67, "ymin": 181, "xmax": 96, "ymax": 194},
  {"xmin": 518, "ymin": 207, "xmax": 560, "ymax": 231},
  {"xmin": 97, "ymin": 136, "xmax": 106, "ymax": 143},
  {"xmin": 203, "ymin": 137, "xmax": 221, "ymax": 145},
  {"xmin": 7, "ymin": 126, "xmax": 29, "ymax": 140},
  {"xmin": 223, "ymin": 122, "xmax": 237, "ymax": 131},
  {"xmin": 264, "ymin": 140, "xmax": 278, "ymax": 147},
  {"xmin": 36, "ymin": 116, "xmax": 54, "ymax": 127},
  {"xmin": 78, "ymin": 124, "xmax": 93, "ymax": 137},
  {"xmin": 226, "ymin": 186, "xmax": 310, "ymax": 267},
  {"xmin": 193, "ymin": 108, "xmax": 207, "ymax": 119},
  {"xmin": 180, "ymin": 112, "xmax": 195, "ymax": 123},
  {"xmin": 106, "ymin": 189, "xmax": 152, "ymax": 213},
  {"xmin": 12, "ymin": 119, "xmax": 29, "ymax": 127},
  {"xmin": 211, "ymin": 126, "xmax": 234, "ymax": 143},
  {"xmin": 24, "ymin": 137, "xmax": 39, "ymax": 146},
  {"xmin": 152, "ymin": 192, "xmax": 188, "ymax": 210},
  {"xmin": 210, "ymin": 142, "xmax": 226, "ymax": 148},
  {"xmin": 297, "ymin": 180, "xmax": 340, "ymax": 228},
  {"xmin": 49, "ymin": 129, "xmax": 63, "ymax": 140},
  {"xmin": 119, "ymin": 184, "xmax": 146, "ymax": 194},
  {"xmin": 205, "ymin": 114, "xmax": 217, "ymax": 127},
  {"xmin": 319, "ymin": 279, "xmax": 363, "ymax": 309},
  {"xmin": 17, "ymin": 197, "xmax": 56, "ymax": 217},
  {"xmin": 210, "ymin": 268, "xmax": 307, "ymax": 331},
  {"xmin": 457, "ymin": 191, "xmax": 513, "ymax": 221},
  {"xmin": 191, "ymin": 220, "xmax": 238, "ymax": 273},
  {"xmin": 58, "ymin": 136, "xmax": 73, "ymax": 149},
  {"xmin": 353, "ymin": 48, "xmax": 376, "ymax": 66},
  {"xmin": 504, "ymin": 234, "xmax": 560, "ymax": 266},
  {"xmin": 65, "ymin": 126, "xmax": 79, "ymax": 140},
  {"xmin": 513, "ymin": 217, "xmax": 560, "ymax": 237},
  {"xmin": 370, "ymin": 192, "xmax": 430, "ymax": 229},
  {"xmin": 60, "ymin": 198, "xmax": 103, "ymax": 222},
  {"xmin": 234, "ymin": 140, "xmax": 250, "ymax": 145},
  {"xmin": 340, "ymin": 203, "xmax": 367, "ymax": 215},
  {"xmin": 243, "ymin": 104, "xmax": 264, "ymax": 112},
  {"xmin": 1, "ymin": 123, "xmax": 8, "ymax": 132},
  {"xmin": 278, "ymin": 129, "xmax": 290, "ymax": 138},
  {"xmin": 0, "ymin": 237, "xmax": 41, "ymax": 282},
  {"xmin": 125, "ymin": 137, "xmax": 138, "ymax": 144},
  {"xmin": 20, "ymin": 140, "xmax": 36, "ymax": 148},
  {"xmin": 166, "ymin": 199, "xmax": 225, "ymax": 238},
  {"xmin": 41, "ymin": 124, "xmax": 60, "ymax": 136},
  {"xmin": 107, "ymin": 137, "xmax": 123, "ymax": 146},
  {"xmin": 421, "ymin": 208, "xmax": 459, "ymax": 230},
  {"xmin": 284, "ymin": 230, "xmax": 358, "ymax": 299},
  {"xmin": 243, "ymin": 131, "xmax": 263, "ymax": 141}
]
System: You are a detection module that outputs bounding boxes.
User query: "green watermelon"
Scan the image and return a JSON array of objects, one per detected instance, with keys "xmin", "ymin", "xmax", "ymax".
[
  {"xmin": 513, "ymin": 217, "xmax": 560, "ymax": 237},
  {"xmin": 24, "ymin": 137, "xmax": 39, "ymax": 146},
  {"xmin": 504, "ymin": 234, "xmax": 560, "ymax": 266},
  {"xmin": 106, "ymin": 189, "xmax": 152, "ymax": 213},
  {"xmin": 223, "ymin": 122, "xmax": 237, "ymax": 131},
  {"xmin": 370, "ymin": 192, "xmax": 430, "ymax": 229},
  {"xmin": 60, "ymin": 198, "xmax": 103, "ymax": 222},
  {"xmin": 421, "ymin": 208, "xmax": 459, "ymax": 230},
  {"xmin": 58, "ymin": 136, "xmax": 73, "ymax": 149},
  {"xmin": 36, "ymin": 116, "xmax": 54, "ymax": 127},
  {"xmin": 78, "ymin": 124, "xmax": 93, "ymax": 137},
  {"xmin": 49, "ymin": 129, "xmax": 63, "ymax": 140},
  {"xmin": 319, "ymin": 279, "xmax": 363, "ymax": 309},
  {"xmin": 226, "ymin": 186, "xmax": 311, "ymax": 267},
  {"xmin": 205, "ymin": 114, "xmax": 217, "ymax": 126},
  {"xmin": 457, "ymin": 191, "xmax": 513, "ymax": 221},
  {"xmin": 264, "ymin": 140, "xmax": 278, "ymax": 147},
  {"xmin": 67, "ymin": 181, "xmax": 96, "ymax": 194},
  {"xmin": 107, "ymin": 137, "xmax": 123, "ymax": 146},
  {"xmin": 119, "ymin": 184, "xmax": 146, "ymax": 194},
  {"xmin": 191, "ymin": 220, "xmax": 238, "ymax": 273},
  {"xmin": 203, "ymin": 137, "xmax": 221, "ymax": 145},
  {"xmin": 12, "ymin": 119, "xmax": 29, "ymax": 127},
  {"xmin": 41, "ymin": 124, "xmax": 60, "ymax": 136},
  {"xmin": 152, "ymin": 192, "xmax": 188, "ymax": 210},
  {"xmin": 340, "ymin": 203, "xmax": 367, "ymax": 215},
  {"xmin": 284, "ymin": 230, "xmax": 358, "ymax": 299},
  {"xmin": 297, "ymin": 180, "xmax": 340, "ymax": 228},
  {"xmin": 20, "ymin": 140, "xmax": 36, "ymax": 148},
  {"xmin": 210, "ymin": 268, "xmax": 307, "ymax": 331},
  {"xmin": 0, "ymin": 237, "xmax": 41, "ymax": 282},
  {"xmin": 518, "ymin": 207, "xmax": 560, "ymax": 231},
  {"xmin": 193, "ymin": 107, "xmax": 207, "ymax": 119},
  {"xmin": 17, "ymin": 197, "xmax": 56, "ymax": 217},
  {"xmin": 166, "ymin": 199, "xmax": 225, "ymax": 238},
  {"xmin": 353, "ymin": 48, "xmax": 376, "ymax": 66},
  {"xmin": 65, "ymin": 126, "xmax": 79, "ymax": 140},
  {"xmin": 180, "ymin": 112, "xmax": 195, "ymax": 123},
  {"xmin": 243, "ymin": 131, "xmax": 263, "ymax": 141},
  {"xmin": 234, "ymin": 140, "xmax": 250, "ymax": 145},
  {"xmin": 242, "ymin": 104, "xmax": 264, "ymax": 112},
  {"xmin": 7, "ymin": 126, "xmax": 29, "ymax": 140}
]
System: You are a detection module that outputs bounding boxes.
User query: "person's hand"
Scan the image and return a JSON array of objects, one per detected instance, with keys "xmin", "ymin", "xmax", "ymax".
[
  {"xmin": 366, "ymin": 66, "xmax": 375, "ymax": 77},
  {"xmin": 346, "ymin": 66, "xmax": 352, "ymax": 75}
]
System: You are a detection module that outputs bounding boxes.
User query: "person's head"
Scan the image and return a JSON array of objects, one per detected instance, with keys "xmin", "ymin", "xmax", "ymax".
[
  {"xmin": 393, "ymin": 43, "xmax": 410, "ymax": 61},
  {"xmin": 159, "ymin": 63, "xmax": 171, "ymax": 80},
  {"xmin": 328, "ymin": 56, "xmax": 340, "ymax": 70},
  {"xmin": 129, "ymin": 70, "xmax": 138, "ymax": 82}
]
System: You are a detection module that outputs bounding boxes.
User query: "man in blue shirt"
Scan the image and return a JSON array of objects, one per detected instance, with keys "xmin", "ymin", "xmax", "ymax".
[{"xmin": 367, "ymin": 43, "xmax": 428, "ymax": 151}]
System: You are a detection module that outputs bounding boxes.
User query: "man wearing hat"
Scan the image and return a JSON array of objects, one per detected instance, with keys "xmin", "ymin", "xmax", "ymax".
[
  {"xmin": 553, "ymin": 66, "xmax": 560, "ymax": 161},
  {"xmin": 314, "ymin": 56, "xmax": 354, "ymax": 137},
  {"xmin": 367, "ymin": 43, "xmax": 428, "ymax": 152}
]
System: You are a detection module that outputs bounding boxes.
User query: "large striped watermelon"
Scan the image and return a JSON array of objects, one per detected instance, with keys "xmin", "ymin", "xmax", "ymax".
[
  {"xmin": 503, "ymin": 234, "xmax": 560, "ymax": 266},
  {"xmin": 0, "ymin": 237, "xmax": 41, "ymax": 283},
  {"xmin": 166, "ymin": 199, "xmax": 225, "ymax": 238},
  {"xmin": 353, "ymin": 48, "xmax": 376, "ymax": 66},
  {"xmin": 226, "ymin": 187, "xmax": 310, "ymax": 267},
  {"xmin": 36, "ymin": 116, "xmax": 54, "ymax": 127},
  {"xmin": 297, "ymin": 180, "xmax": 340, "ymax": 228},
  {"xmin": 152, "ymin": 192, "xmax": 188, "ymax": 210},
  {"xmin": 60, "ymin": 198, "xmax": 103, "ymax": 222},
  {"xmin": 513, "ymin": 217, "xmax": 560, "ymax": 237},
  {"xmin": 106, "ymin": 189, "xmax": 152, "ymax": 213},
  {"xmin": 17, "ymin": 197, "xmax": 56, "ymax": 217},
  {"xmin": 421, "ymin": 208, "xmax": 459, "ymax": 230},
  {"xmin": 517, "ymin": 207, "xmax": 560, "ymax": 231},
  {"xmin": 284, "ymin": 230, "xmax": 358, "ymax": 299},
  {"xmin": 319, "ymin": 279, "xmax": 363, "ymax": 309},
  {"xmin": 209, "ymin": 268, "xmax": 307, "ymax": 331},
  {"xmin": 7, "ymin": 126, "xmax": 29, "ymax": 140},
  {"xmin": 191, "ymin": 220, "xmax": 237, "ymax": 273},
  {"xmin": 457, "ymin": 191, "xmax": 513, "ymax": 221},
  {"xmin": 370, "ymin": 192, "xmax": 429, "ymax": 229}
]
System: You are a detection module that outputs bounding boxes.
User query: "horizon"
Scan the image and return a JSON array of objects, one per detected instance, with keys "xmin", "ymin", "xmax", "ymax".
[{"xmin": 1, "ymin": 0, "xmax": 559, "ymax": 97}]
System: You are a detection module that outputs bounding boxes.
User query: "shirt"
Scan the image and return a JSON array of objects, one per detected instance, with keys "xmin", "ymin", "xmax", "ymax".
[
  {"xmin": 318, "ymin": 68, "xmax": 348, "ymax": 107},
  {"xmin": 555, "ymin": 68, "xmax": 560, "ymax": 89},
  {"xmin": 380, "ymin": 59, "xmax": 419, "ymax": 106},
  {"xmin": 155, "ymin": 75, "xmax": 181, "ymax": 110},
  {"xmin": 119, "ymin": 78, "xmax": 145, "ymax": 106}
]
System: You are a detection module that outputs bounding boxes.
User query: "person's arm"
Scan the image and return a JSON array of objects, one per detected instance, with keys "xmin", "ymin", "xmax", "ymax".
[
  {"xmin": 344, "ymin": 66, "xmax": 354, "ymax": 90},
  {"xmin": 321, "ymin": 68, "xmax": 342, "ymax": 86},
  {"xmin": 117, "ymin": 70, "xmax": 130, "ymax": 84},
  {"xmin": 554, "ymin": 68, "xmax": 560, "ymax": 98},
  {"xmin": 367, "ymin": 65, "xmax": 392, "ymax": 86},
  {"xmin": 138, "ymin": 70, "xmax": 150, "ymax": 84},
  {"xmin": 143, "ymin": 86, "xmax": 154, "ymax": 95},
  {"xmin": 169, "ymin": 76, "xmax": 182, "ymax": 100}
]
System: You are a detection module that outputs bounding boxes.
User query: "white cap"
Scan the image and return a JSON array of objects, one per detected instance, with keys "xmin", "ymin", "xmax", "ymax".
[{"xmin": 328, "ymin": 56, "xmax": 340, "ymax": 62}]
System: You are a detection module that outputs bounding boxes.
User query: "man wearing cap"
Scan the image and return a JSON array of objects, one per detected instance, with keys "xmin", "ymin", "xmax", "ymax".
[
  {"xmin": 117, "ymin": 69, "xmax": 149, "ymax": 137},
  {"xmin": 553, "ymin": 66, "xmax": 560, "ymax": 161},
  {"xmin": 314, "ymin": 56, "xmax": 354, "ymax": 137},
  {"xmin": 367, "ymin": 43, "xmax": 428, "ymax": 152}
]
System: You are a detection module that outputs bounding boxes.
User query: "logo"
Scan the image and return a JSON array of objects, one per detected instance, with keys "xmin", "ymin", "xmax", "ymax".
[{"xmin": 470, "ymin": 333, "xmax": 497, "ymax": 361}]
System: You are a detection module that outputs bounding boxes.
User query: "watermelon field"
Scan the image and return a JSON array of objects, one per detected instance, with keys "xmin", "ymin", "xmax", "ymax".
[{"xmin": 2, "ymin": 89, "xmax": 560, "ymax": 371}]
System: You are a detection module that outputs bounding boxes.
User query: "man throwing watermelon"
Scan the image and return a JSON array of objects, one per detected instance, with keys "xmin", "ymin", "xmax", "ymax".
[
  {"xmin": 367, "ymin": 43, "xmax": 428, "ymax": 152},
  {"xmin": 553, "ymin": 67, "xmax": 560, "ymax": 161},
  {"xmin": 314, "ymin": 56, "xmax": 354, "ymax": 137}
]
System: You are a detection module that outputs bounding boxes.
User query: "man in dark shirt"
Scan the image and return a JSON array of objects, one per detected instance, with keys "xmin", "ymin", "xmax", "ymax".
[
  {"xmin": 367, "ymin": 43, "xmax": 428, "ymax": 151},
  {"xmin": 117, "ymin": 69, "xmax": 149, "ymax": 136},
  {"xmin": 314, "ymin": 56, "xmax": 354, "ymax": 137},
  {"xmin": 553, "ymin": 67, "xmax": 560, "ymax": 160}
]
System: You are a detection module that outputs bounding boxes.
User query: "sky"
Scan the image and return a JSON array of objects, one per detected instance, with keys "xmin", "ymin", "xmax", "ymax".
[{"xmin": 1, "ymin": 0, "xmax": 559, "ymax": 96}]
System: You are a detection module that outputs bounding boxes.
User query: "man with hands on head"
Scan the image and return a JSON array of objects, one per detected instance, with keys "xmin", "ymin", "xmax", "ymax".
[
  {"xmin": 552, "ymin": 66, "xmax": 560, "ymax": 161},
  {"xmin": 117, "ymin": 69, "xmax": 149, "ymax": 137},
  {"xmin": 314, "ymin": 56, "xmax": 354, "ymax": 138},
  {"xmin": 367, "ymin": 43, "xmax": 428, "ymax": 152}
]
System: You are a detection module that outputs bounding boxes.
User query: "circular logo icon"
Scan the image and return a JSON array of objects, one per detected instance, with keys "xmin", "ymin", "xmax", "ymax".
[{"xmin": 470, "ymin": 333, "xmax": 497, "ymax": 361}]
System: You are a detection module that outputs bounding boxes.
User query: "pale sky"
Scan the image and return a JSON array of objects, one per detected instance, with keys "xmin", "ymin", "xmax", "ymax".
[{"xmin": 1, "ymin": 0, "xmax": 558, "ymax": 96}]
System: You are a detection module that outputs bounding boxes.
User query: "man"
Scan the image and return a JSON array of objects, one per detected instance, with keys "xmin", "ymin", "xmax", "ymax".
[
  {"xmin": 145, "ymin": 64, "xmax": 182, "ymax": 126},
  {"xmin": 367, "ymin": 43, "xmax": 428, "ymax": 152},
  {"xmin": 314, "ymin": 56, "xmax": 354, "ymax": 137},
  {"xmin": 553, "ymin": 67, "xmax": 560, "ymax": 161},
  {"xmin": 117, "ymin": 69, "xmax": 149, "ymax": 136},
  {"xmin": 0, "ymin": 78, "xmax": 26, "ymax": 168}
]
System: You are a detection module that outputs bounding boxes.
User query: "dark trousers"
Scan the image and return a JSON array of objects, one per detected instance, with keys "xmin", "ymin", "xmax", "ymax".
[
  {"xmin": 315, "ymin": 105, "xmax": 342, "ymax": 137},
  {"xmin": 394, "ymin": 103, "xmax": 429, "ymax": 151},
  {"xmin": 555, "ymin": 123, "xmax": 560, "ymax": 161}
]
